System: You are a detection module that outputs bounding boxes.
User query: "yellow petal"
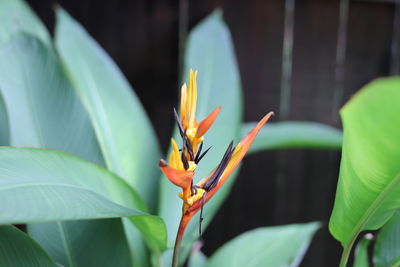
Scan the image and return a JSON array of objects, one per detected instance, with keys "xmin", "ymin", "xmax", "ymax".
[
  {"xmin": 188, "ymin": 70, "xmax": 198, "ymax": 128},
  {"xmin": 169, "ymin": 138, "xmax": 184, "ymax": 170},
  {"xmin": 180, "ymin": 83, "xmax": 187, "ymax": 126}
]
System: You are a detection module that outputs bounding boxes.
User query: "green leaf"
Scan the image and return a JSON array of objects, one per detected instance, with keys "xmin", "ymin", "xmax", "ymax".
[
  {"xmin": 0, "ymin": 33, "xmax": 103, "ymax": 166},
  {"xmin": 0, "ymin": 147, "xmax": 149, "ymax": 223},
  {"xmin": 29, "ymin": 220, "xmax": 132, "ymax": 267},
  {"xmin": 54, "ymin": 8, "xmax": 161, "ymax": 211},
  {"xmin": 158, "ymin": 10, "xmax": 243, "ymax": 262},
  {"xmin": 0, "ymin": 225, "xmax": 55, "ymax": 267},
  {"xmin": 0, "ymin": 33, "xmax": 166, "ymax": 265},
  {"xmin": 206, "ymin": 222, "xmax": 320, "ymax": 267},
  {"xmin": 374, "ymin": 210, "xmax": 400, "ymax": 267},
  {"xmin": 353, "ymin": 234, "xmax": 372, "ymax": 267},
  {"xmin": 242, "ymin": 121, "xmax": 342, "ymax": 153},
  {"xmin": 0, "ymin": 92, "xmax": 9, "ymax": 145},
  {"xmin": 329, "ymin": 77, "xmax": 400, "ymax": 266},
  {"xmin": 0, "ymin": 147, "xmax": 166, "ymax": 258},
  {"xmin": 0, "ymin": 0, "xmax": 51, "ymax": 47}
]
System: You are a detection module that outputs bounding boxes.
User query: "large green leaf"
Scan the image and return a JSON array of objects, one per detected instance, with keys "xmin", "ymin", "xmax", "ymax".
[
  {"xmin": 206, "ymin": 222, "xmax": 320, "ymax": 267},
  {"xmin": 374, "ymin": 210, "xmax": 400, "ymax": 267},
  {"xmin": 0, "ymin": 33, "xmax": 165, "ymax": 265},
  {"xmin": 54, "ymin": 8, "xmax": 161, "ymax": 211},
  {"xmin": 242, "ymin": 121, "xmax": 342, "ymax": 153},
  {"xmin": 0, "ymin": 0, "xmax": 51, "ymax": 47},
  {"xmin": 158, "ymin": 10, "xmax": 243, "ymax": 263},
  {"xmin": 0, "ymin": 147, "xmax": 166, "ymax": 253},
  {"xmin": 0, "ymin": 33, "xmax": 103, "ymax": 166},
  {"xmin": 0, "ymin": 147, "xmax": 149, "ymax": 223},
  {"xmin": 329, "ymin": 77, "xmax": 400, "ymax": 266},
  {"xmin": 0, "ymin": 225, "xmax": 55, "ymax": 267},
  {"xmin": 29, "ymin": 220, "xmax": 130, "ymax": 267}
]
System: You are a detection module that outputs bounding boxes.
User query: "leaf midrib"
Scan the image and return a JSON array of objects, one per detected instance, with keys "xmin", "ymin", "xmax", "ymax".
[
  {"xmin": 345, "ymin": 172, "xmax": 400, "ymax": 250},
  {"xmin": 57, "ymin": 222, "xmax": 76, "ymax": 267}
]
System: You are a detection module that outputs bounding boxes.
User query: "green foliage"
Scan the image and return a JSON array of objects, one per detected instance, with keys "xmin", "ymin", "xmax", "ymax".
[
  {"xmin": 374, "ymin": 210, "xmax": 400, "ymax": 267},
  {"xmin": 329, "ymin": 78, "xmax": 400, "ymax": 266},
  {"xmin": 206, "ymin": 222, "xmax": 320, "ymax": 267},
  {"xmin": 0, "ymin": 225, "xmax": 55, "ymax": 267},
  {"xmin": 0, "ymin": 0, "xmax": 366, "ymax": 266},
  {"xmin": 0, "ymin": 92, "xmax": 9, "ymax": 145},
  {"xmin": 0, "ymin": 0, "xmax": 51, "ymax": 46},
  {"xmin": 353, "ymin": 234, "xmax": 372, "ymax": 267},
  {"xmin": 243, "ymin": 121, "xmax": 342, "ymax": 153},
  {"xmin": 55, "ymin": 8, "xmax": 161, "ymax": 212}
]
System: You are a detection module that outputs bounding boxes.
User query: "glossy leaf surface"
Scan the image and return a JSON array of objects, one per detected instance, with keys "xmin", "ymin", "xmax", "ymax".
[{"xmin": 329, "ymin": 78, "xmax": 400, "ymax": 264}]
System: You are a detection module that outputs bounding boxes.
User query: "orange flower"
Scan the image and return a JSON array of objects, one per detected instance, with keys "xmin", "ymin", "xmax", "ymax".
[
  {"xmin": 159, "ymin": 69, "xmax": 221, "ymax": 212},
  {"xmin": 158, "ymin": 69, "xmax": 273, "ymax": 267}
]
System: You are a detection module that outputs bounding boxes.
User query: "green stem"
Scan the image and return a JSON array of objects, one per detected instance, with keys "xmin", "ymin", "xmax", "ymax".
[
  {"xmin": 172, "ymin": 215, "xmax": 191, "ymax": 267},
  {"xmin": 339, "ymin": 245, "xmax": 352, "ymax": 267},
  {"xmin": 339, "ymin": 236, "xmax": 357, "ymax": 267}
]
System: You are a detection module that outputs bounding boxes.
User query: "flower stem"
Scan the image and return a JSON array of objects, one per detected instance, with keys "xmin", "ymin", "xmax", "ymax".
[{"xmin": 172, "ymin": 214, "xmax": 191, "ymax": 267}]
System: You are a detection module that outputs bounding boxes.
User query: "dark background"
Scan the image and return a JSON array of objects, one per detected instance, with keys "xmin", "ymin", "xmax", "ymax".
[{"xmin": 27, "ymin": 0, "xmax": 398, "ymax": 266}]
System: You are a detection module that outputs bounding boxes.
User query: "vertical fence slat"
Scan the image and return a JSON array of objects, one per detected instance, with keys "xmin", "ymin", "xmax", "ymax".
[
  {"xmin": 390, "ymin": 0, "xmax": 400, "ymax": 74},
  {"xmin": 332, "ymin": 0, "xmax": 349, "ymax": 123},
  {"xmin": 280, "ymin": 0, "xmax": 295, "ymax": 120},
  {"xmin": 178, "ymin": 0, "xmax": 189, "ymax": 82}
]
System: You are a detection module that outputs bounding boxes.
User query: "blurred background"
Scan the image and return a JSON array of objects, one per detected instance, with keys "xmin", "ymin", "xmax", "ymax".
[{"xmin": 26, "ymin": 0, "xmax": 398, "ymax": 266}]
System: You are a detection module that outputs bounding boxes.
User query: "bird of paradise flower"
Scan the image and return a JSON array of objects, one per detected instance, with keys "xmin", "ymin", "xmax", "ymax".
[{"xmin": 159, "ymin": 69, "xmax": 273, "ymax": 267}]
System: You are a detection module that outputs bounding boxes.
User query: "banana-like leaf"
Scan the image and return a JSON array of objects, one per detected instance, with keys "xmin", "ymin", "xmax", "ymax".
[
  {"xmin": 374, "ymin": 210, "xmax": 400, "ymax": 267},
  {"xmin": 0, "ymin": 33, "xmax": 166, "ymax": 265},
  {"xmin": 0, "ymin": 0, "xmax": 51, "ymax": 47},
  {"xmin": 0, "ymin": 33, "xmax": 104, "ymax": 166},
  {"xmin": 0, "ymin": 225, "xmax": 55, "ymax": 267},
  {"xmin": 329, "ymin": 78, "xmax": 400, "ymax": 266},
  {"xmin": 0, "ymin": 147, "xmax": 148, "ymax": 222},
  {"xmin": 158, "ymin": 10, "xmax": 243, "ymax": 263},
  {"xmin": 54, "ymin": 8, "xmax": 164, "ymax": 263},
  {"xmin": 0, "ymin": 147, "xmax": 167, "ymax": 254},
  {"xmin": 353, "ymin": 234, "xmax": 372, "ymax": 267},
  {"xmin": 242, "ymin": 121, "xmax": 342, "ymax": 153},
  {"xmin": 206, "ymin": 222, "xmax": 320, "ymax": 267},
  {"xmin": 54, "ymin": 8, "xmax": 161, "ymax": 212}
]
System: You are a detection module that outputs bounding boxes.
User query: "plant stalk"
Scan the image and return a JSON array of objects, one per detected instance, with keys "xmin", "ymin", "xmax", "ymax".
[
  {"xmin": 339, "ymin": 246, "xmax": 351, "ymax": 267},
  {"xmin": 172, "ymin": 214, "xmax": 191, "ymax": 267}
]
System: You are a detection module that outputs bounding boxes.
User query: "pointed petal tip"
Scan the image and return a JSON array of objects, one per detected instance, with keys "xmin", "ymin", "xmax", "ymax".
[
  {"xmin": 251, "ymin": 111, "xmax": 274, "ymax": 133},
  {"xmin": 261, "ymin": 111, "xmax": 274, "ymax": 123},
  {"xmin": 196, "ymin": 106, "xmax": 222, "ymax": 138}
]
